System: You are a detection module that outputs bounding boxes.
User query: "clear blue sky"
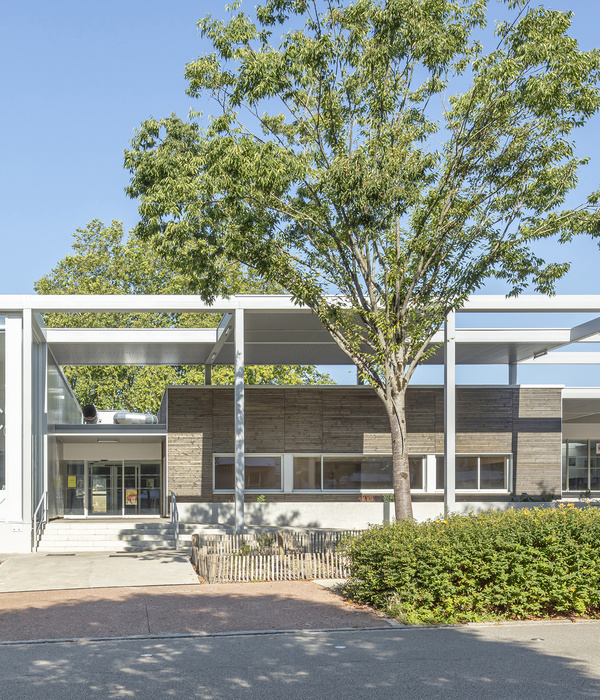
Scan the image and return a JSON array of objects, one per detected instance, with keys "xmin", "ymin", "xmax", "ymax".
[
  {"xmin": 1, "ymin": 1, "xmax": 599, "ymax": 384},
  {"xmin": 1, "ymin": 0, "xmax": 598, "ymax": 295}
]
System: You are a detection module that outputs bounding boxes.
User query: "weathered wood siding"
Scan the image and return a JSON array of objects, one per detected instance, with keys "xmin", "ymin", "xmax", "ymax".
[
  {"xmin": 512, "ymin": 388, "xmax": 562, "ymax": 496},
  {"xmin": 166, "ymin": 385, "xmax": 562, "ymax": 501}
]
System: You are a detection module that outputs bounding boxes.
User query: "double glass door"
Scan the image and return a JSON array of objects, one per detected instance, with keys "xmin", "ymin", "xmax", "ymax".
[
  {"xmin": 62, "ymin": 460, "xmax": 161, "ymax": 517},
  {"xmin": 89, "ymin": 461, "xmax": 161, "ymax": 516}
]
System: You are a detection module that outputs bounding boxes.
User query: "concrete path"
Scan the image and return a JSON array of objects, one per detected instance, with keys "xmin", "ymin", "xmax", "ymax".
[
  {"xmin": 0, "ymin": 551, "xmax": 200, "ymax": 592},
  {"xmin": 0, "ymin": 552, "xmax": 387, "ymax": 643},
  {"xmin": 0, "ymin": 581, "xmax": 387, "ymax": 643}
]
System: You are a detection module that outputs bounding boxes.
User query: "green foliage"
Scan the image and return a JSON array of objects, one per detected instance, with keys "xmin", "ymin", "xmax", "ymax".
[
  {"xmin": 124, "ymin": 0, "xmax": 600, "ymax": 516},
  {"xmin": 346, "ymin": 505, "xmax": 600, "ymax": 624},
  {"xmin": 35, "ymin": 220, "xmax": 332, "ymax": 412}
]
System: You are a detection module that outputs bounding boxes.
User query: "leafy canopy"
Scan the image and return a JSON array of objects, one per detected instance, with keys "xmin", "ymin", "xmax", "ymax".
[
  {"xmin": 125, "ymin": 0, "xmax": 600, "ymax": 396},
  {"xmin": 124, "ymin": 0, "xmax": 600, "ymax": 517},
  {"xmin": 35, "ymin": 220, "xmax": 332, "ymax": 413}
]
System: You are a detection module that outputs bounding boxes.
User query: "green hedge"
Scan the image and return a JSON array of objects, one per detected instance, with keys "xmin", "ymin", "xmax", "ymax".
[{"xmin": 345, "ymin": 505, "xmax": 600, "ymax": 624}]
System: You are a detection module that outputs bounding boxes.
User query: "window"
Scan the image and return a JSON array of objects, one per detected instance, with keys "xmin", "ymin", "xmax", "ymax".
[
  {"xmin": 214, "ymin": 455, "xmax": 282, "ymax": 491},
  {"xmin": 293, "ymin": 455, "xmax": 424, "ymax": 491},
  {"xmin": 562, "ymin": 440, "xmax": 600, "ymax": 492},
  {"xmin": 436, "ymin": 455, "xmax": 510, "ymax": 491},
  {"xmin": 0, "ymin": 323, "xmax": 4, "ymax": 498}
]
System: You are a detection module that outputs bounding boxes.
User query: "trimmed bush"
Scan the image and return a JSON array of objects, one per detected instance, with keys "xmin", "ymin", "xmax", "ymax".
[{"xmin": 345, "ymin": 505, "xmax": 600, "ymax": 624}]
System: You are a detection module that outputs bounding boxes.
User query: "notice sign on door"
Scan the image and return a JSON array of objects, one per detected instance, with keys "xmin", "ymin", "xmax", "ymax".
[
  {"xmin": 596, "ymin": 443, "xmax": 600, "ymax": 455},
  {"xmin": 126, "ymin": 490, "xmax": 138, "ymax": 506},
  {"xmin": 68, "ymin": 476, "xmax": 77, "ymax": 488}
]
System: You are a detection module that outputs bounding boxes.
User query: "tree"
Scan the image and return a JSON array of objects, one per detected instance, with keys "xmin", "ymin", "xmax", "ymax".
[
  {"xmin": 124, "ymin": 0, "xmax": 600, "ymax": 519},
  {"xmin": 35, "ymin": 220, "xmax": 331, "ymax": 413}
]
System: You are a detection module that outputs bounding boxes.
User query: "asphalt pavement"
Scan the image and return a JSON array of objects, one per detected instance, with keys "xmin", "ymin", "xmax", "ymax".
[{"xmin": 2, "ymin": 625, "xmax": 600, "ymax": 699}]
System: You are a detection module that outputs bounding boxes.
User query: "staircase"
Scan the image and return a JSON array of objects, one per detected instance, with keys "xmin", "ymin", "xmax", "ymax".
[{"xmin": 38, "ymin": 519, "xmax": 177, "ymax": 552}]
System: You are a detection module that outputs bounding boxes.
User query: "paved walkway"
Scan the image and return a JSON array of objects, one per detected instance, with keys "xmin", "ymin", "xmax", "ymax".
[
  {"xmin": 0, "ymin": 551, "xmax": 199, "ymax": 592},
  {"xmin": 0, "ymin": 552, "xmax": 388, "ymax": 643}
]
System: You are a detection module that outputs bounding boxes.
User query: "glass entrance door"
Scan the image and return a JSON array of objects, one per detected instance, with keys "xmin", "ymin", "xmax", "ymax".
[
  {"xmin": 88, "ymin": 462, "xmax": 122, "ymax": 516},
  {"xmin": 87, "ymin": 460, "xmax": 161, "ymax": 516}
]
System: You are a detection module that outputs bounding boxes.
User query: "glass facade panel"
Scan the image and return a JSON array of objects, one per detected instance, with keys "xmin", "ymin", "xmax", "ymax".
[
  {"xmin": 294, "ymin": 455, "xmax": 423, "ymax": 491},
  {"xmin": 456, "ymin": 456, "xmax": 478, "ymax": 489},
  {"xmin": 139, "ymin": 462, "xmax": 161, "ymax": 515},
  {"xmin": 436, "ymin": 455, "xmax": 509, "ymax": 490},
  {"xmin": 0, "ymin": 324, "xmax": 4, "ymax": 502},
  {"xmin": 567, "ymin": 441, "xmax": 588, "ymax": 491},
  {"xmin": 214, "ymin": 456, "xmax": 282, "ymax": 490},
  {"xmin": 214, "ymin": 456, "xmax": 235, "ymax": 490},
  {"xmin": 245, "ymin": 456, "xmax": 281, "ymax": 490},
  {"xmin": 563, "ymin": 440, "xmax": 600, "ymax": 492},
  {"xmin": 323, "ymin": 456, "xmax": 393, "ymax": 490},
  {"xmin": 294, "ymin": 456, "xmax": 321, "ymax": 490},
  {"xmin": 436, "ymin": 456, "xmax": 445, "ymax": 490},
  {"xmin": 409, "ymin": 457, "xmax": 424, "ymax": 490},
  {"xmin": 590, "ymin": 442, "xmax": 600, "ymax": 491},
  {"xmin": 88, "ymin": 462, "xmax": 122, "ymax": 516},
  {"xmin": 480, "ymin": 456, "xmax": 506, "ymax": 489},
  {"xmin": 61, "ymin": 461, "xmax": 85, "ymax": 516}
]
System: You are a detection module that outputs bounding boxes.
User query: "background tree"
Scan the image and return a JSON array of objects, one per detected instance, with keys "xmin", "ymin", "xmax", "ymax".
[
  {"xmin": 124, "ymin": 0, "xmax": 600, "ymax": 518},
  {"xmin": 35, "ymin": 220, "xmax": 331, "ymax": 413}
]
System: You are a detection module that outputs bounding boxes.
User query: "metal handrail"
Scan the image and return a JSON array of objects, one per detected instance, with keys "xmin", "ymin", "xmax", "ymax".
[
  {"xmin": 32, "ymin": 490, "xmax": 48, "ymax": 552},
  {"xmin": 170, "ymin": 490, "xmax": 179, "ymax": 551}
]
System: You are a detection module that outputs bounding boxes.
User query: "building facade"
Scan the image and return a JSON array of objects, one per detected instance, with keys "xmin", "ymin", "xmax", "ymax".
[{"xmin": 1, "ymin": 294, "xmax": 599, "ymax": 552}]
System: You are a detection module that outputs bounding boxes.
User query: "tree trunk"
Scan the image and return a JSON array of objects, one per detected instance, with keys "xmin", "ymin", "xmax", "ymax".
[{"xmin": 389, "ymin": 389, "xmax": 414, "ymax": 521}]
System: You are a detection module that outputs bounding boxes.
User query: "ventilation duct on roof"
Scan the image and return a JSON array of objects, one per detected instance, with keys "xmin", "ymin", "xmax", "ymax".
[
  {"xmin": 113, "ymin": 411, "xmax": 158, "ymax": 425},
  {"xmin": 82, "ymin": 404, "xmax": 98, "ymax": 424}
]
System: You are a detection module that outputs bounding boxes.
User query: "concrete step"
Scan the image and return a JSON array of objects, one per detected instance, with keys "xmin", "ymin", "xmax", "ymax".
[
  {"xmin": 38, "ymin": 542, "xmax": 175, "ymax": 552},
  {"xmin": 39, "ymin": 520, "xmax": 177, "ymax": 552}
]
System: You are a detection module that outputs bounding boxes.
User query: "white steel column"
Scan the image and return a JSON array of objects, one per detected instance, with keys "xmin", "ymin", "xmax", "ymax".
[
  {"xmin": 444, "ymin": 311, "xmax": 456, "ymax": 514},
  {"xmin": 5, "ymin": 315, "xmax": 23, "ymax": 523},
  {"xmin": 21, "ymin": 309, "xmax": 33, "ymax": 524},
  {"xmin": 508, "ymin": 363, "xmax": 517, "ymax": 385},
  {"xmin": 234, "ymin": 307, "xmax": 245, "ymax": 534}
]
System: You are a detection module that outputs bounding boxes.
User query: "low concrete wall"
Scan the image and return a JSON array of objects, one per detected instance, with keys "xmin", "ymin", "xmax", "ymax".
[
  {"xmin": 0, "ymin": 522, "xmax": 33, "ymax": 553},
  {"xmin": 178, "ymin": 500, "xmax": 560, "ymax": 529}
]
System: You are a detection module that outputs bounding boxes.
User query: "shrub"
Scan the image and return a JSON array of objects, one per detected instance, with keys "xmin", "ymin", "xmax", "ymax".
[{"xmin": 345, "ymin": 505, "xmax": 600, "ymax": 624}]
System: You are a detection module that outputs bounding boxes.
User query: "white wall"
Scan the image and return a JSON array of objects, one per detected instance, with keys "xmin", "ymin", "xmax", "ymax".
[
  {"xmin": 177, "ymin": 500, "xmax": 555, "ymax": 529},
  {"xmin": 61, "ymin": 442, "xmax": 162, "ymax": 461},
  {"xmin": 562, "ymin": 424, "xmax": 600, "ymax": 440}
]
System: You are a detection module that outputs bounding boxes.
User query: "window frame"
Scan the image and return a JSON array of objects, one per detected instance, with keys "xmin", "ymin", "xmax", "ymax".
[
  {"xmin": 213, "ymin": 453, "xmax": 284, "ymax": 493},
  {"xmin": 434, "ymin": 453, "xmax": 512, "ymax": 493},
  {"xmin": 291, "ymin": 453, "xmax": 427, "ymax": 494},
  {"xmin": 562, "ymin": 439, "xmax": 600, "ymax": 492}
]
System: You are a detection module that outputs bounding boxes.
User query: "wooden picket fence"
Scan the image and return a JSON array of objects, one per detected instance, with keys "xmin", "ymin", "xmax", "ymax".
[
  {"xmin": 195, "ymin": 550, "xmax": 351, "ymax": 583},
  {"xmin": 191, "ymin": 530, "xmax": 359, "ymax": 583}
]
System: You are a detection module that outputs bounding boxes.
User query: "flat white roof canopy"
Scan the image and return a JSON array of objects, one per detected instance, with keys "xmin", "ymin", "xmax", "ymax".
[{"xmin": 3, "ymin": 293, "xmax": 600, "ymax": 367}]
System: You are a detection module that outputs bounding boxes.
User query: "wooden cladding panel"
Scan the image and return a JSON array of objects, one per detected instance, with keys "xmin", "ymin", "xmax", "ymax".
[
  {"xmin": 322, "ymin": 389, "xmax": 389, "ymax": 453},
  {"xmin": 167, "ymin": 389, "xmax": 213, "ymax": 498},
  {"xmin": 246, "ymin": 389, "xmax": 285, "ymax": 452},
  {"xmin": 513, "ymin": 388, "xmax": 562, "ymax": 495},
  {"xmin": 166, "ymin": 386, "xmax": 563, "ymax": 500},
  {"xmin": 284, "ymin": 388, "xmax": 323, "ymax": 452}
]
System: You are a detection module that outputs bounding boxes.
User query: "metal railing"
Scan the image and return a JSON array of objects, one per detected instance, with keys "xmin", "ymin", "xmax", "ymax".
[
  {"xmin": 170, "ymin": 490, "xmax": 179, "ymax": 551},
  {"xmin": 32, "ymin": 490, "xmax": 48, "ymax": 552}
]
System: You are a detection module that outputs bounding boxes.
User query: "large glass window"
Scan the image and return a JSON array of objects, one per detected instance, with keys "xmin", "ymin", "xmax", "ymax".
[
  {"xmin": 293, "ymin": 455, "xmax": 424, "ymax": 491},
  {"xmin": 61, "ymin": 461, "xmax": 85, "ymax": 516},
  {"xmin": 436, "ymin": 455, "xmax": 510, "ymax": 490},
  {"xmin": 563, "ymin": 440, "xmax": 600, "ymax": 492},
  {"xmin": 294, "ymin": 456, "xmax": 321, "ymax": 490},
  {"xmin": 214, "ymin": 455, "xmax": 282, "ymax": 491},
  {"xmin": 0, "ymin": 322, "xmax": 5, "ymax": 503}
]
